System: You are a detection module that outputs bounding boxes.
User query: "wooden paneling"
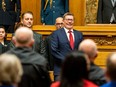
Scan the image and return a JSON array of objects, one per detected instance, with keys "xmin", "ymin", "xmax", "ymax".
[
  {"xmin": 21, "ymin": 0, "xmax": 85, "ymax": 25},
  {"xmin": 69, "ymin": 0, "xmax": 85, "ymax": 26},
  {"xmin": 21, "ymin": 0, "xmax": 41, "ymax": 25}
]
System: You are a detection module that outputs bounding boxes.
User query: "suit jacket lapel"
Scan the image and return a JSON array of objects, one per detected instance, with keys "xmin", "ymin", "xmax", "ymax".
[
  {"xmin": 62, "ymin": 28, "xmax": 72, "ymax": 49},
  {"xmin": 73, "ymin": 30, "xmax": 77, "ymax": 49},
  {"xmin": 111, "ymin": 0, "xmax": 115, "ymax": 7},
  {"xmin": 114, "ymin": 0, "xmax": 116, "ymax": 7}
]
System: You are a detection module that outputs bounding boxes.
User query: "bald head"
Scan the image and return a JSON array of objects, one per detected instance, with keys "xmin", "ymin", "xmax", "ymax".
[
  {"xmin": 55, "ymin": 17, "xmax": 63, "ymax": 29},
  {"xmin": 79, "ymin": 39, "xmax": 98, "ymax": 62},
  {"xmin": 108, "ymin": 53, "xmax": 116, "ymax": 64},
  {"xmin": 106, "ymin": 52, "xmax": 116, "ymax": 81},
  {"xmin": 13, "ymin": 27, "xmax": 34, "ymax": 47}
]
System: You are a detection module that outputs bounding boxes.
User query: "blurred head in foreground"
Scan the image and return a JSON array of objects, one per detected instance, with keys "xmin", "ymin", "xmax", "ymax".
[{"xmin": 0, "ymin": 53, "xmax": 23, "ymax": 86}]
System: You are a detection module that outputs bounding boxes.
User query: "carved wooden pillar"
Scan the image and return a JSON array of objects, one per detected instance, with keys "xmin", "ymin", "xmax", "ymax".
[{"xmin": 85, "ymin": 0, "xmax": 98, "ymax": 24}]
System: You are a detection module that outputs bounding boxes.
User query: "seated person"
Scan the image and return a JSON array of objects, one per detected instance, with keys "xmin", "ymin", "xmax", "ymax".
[
  {"xmin": 0, "ymin": 53, "xmax": 23, "ymax": 87},
  {"xmin": 0, "ymin": 26, "xmax": 10, "ymax": 54},
  {"xmin": 51, "ymin": 51, "xmax": 98, "ymax": 87}
]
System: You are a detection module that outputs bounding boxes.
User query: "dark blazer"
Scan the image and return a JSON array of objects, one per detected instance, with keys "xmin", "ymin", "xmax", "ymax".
[
  {"xmin": 9, "ymin": 32, "xmax": 46, "ymax": 56},
  {"xmin": 97, "ymin": 0, "xmax": 116, "ymax": 23},
  {"xmin": 89, "ymin": 62, "xmax": 106, "ymax": 86},
  {"xmin": 0, "ymin": 0, "xmax": 21, "ymax": 25},
  {"xmin": 0, "ymin": 40, "xmax": 10, "ymax": 54},
  {"xmin": 44, "ymin": 35, "xmax": 54, "ymax": 71},
  {"xmin": 41, "ymin": 0, "xmax": 69, "ymax": 25},
  {"xmin": 51, "ymin": 28, "xmax": 83, "ymax": 75},
  {"xmin": 33, "ymin": 32, "xmax": 46, "ymax": 56}
]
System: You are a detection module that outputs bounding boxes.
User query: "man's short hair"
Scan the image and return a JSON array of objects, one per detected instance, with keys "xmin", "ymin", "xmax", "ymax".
[
  {"xmin": 14, "ymin": 22, "xmax": 24, "ymax": 31},
  {"xmin": 0, "ymin": 53, "xmax": 23, "ymax": 85},
  {"xmin": 63, "ymin": 12, "xmax": 74, "ymax": 19},
  {"xmin": 21, "ymin": 11, "xmax": 33, "ymax": 19}
]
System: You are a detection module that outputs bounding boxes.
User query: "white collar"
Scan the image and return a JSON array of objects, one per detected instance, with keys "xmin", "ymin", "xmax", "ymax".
[{"xmin": 64, "ymin": 27, "xmax": 74, "ymax": 33}]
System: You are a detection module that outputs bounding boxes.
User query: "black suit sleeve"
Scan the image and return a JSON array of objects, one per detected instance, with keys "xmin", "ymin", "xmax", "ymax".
[
  {"xmin": 16, "ymin": 0, "xmax": 21, "ymax": 22},
  {"xmin": 97, "ymin": 0, "xmax": 103, "ymax": 23}
]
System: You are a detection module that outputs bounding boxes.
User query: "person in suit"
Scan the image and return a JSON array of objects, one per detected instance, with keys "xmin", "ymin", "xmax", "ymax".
[
  {"xmin": 45, "ymin": 17, "xmax": 63, "ymax": 71},
  {"xmin": 51, "ymin": 12, "xmax": 83, "ymax": 81},
  {"xmin": 79, "ymin": 39, "xmax": 106, "ymax": 86},
  {"xmin": 9, "ymin": 11, "xmax": 46, "ymax": 56},
  {"xmin": 0, "ymin": 53, "xmax": 23, "ymax": 87},
  {"xmin": 0, "ymin": 26, "xmax": 10, "ymax": 54},
  {"xmin": 101, "ymin": 52, "xmax": 116, "ymax": 87},
  {"xmin": 41, "ymin": 0, "xmax": 69, "ymax": 25},
  {"xmin": 7, "ymin": 26, "xmax": 51, "ymax": 87},
  {"xmin": 0, "ymin": 0, "xmax": 21, "ymax": 33},
  {"xmin": 97, "ymin": 0, "xmax": 116, "ymax": 24}
]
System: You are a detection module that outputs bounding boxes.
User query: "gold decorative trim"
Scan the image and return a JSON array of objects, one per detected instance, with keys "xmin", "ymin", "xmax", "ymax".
[
  {"xmin": 85, "ymin": 0, "xmax": 98, "ymax": 24},
  {"xmin": 93, "ymin": 37, "xmax": 116, "ymax": 45}
]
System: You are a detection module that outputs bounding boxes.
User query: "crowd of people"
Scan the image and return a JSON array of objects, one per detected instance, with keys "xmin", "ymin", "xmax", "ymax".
[
  {"xmin": 0, "ymin": 0, "xmax": 116, "ymax": 87},
  {"xmin": 0, "ymin": 10, "xmax": 116, "ymax": 87}
]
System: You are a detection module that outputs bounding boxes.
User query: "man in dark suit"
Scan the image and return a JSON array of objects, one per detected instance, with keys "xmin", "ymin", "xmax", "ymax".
[
  {"xmin": 10, "ymin": 11, "xmax": 46, "ymax": 56},
  {"xmin": 41, "ymin": 0, "xmax": 69, "ymax": 25},
  {"xmin": 45, "ymin": 17, "xmax": 63, "ymax": 71},
  {"xmin": 51, "ymin": 13, "xmax": 83, "ymax": 81},
  {"xmin": 0, "ymin": 0, "xmax": 21, "ymax": 33},
  {"xmin": 97, "ymin": 0, "xmax": 116, "ymax": 24}
]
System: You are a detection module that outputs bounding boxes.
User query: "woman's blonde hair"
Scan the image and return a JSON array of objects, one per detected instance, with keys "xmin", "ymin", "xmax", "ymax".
[{"xmin": 0, "ymin": 53, "xmax": 23, "ymax": 85}]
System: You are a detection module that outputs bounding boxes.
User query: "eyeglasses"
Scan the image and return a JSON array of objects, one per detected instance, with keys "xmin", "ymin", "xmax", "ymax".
[
  {"xmin": 64, "ymin": 19, "xmax": 74, "ymax": 21},
  {"xmin": 56, "ymin": 23, "xmax": 63, "ymax": 25}
]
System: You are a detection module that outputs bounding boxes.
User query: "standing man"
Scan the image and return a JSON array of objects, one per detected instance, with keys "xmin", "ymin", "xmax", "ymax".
[
  {"xmin": 45, "ymin": 17, "xmax": 63, "ymax": 71},
  {"xmin": 0, "ymin": 0, "xmax": 21, "ymax": 33},
  {"xmin": 41, "ymin": 0, "xmax": 69, "ymax": 25},
  {"xmin": 51, "ymin": 12, "xmax": 83, "ymax": 81},
  {"xmin": 10, "ymin": 11, "xmax": 46, "ymax": 56},
  {"xmin": 97, "ymin": 0, "xmax": 116, "ymax": 24},
  {"xmin": 79, "ymin": 39, "xmax": 106, "ymax": 86},
  {"xmin": 7, "ymin": 27, "xmax": 51, "ymax": 87}
]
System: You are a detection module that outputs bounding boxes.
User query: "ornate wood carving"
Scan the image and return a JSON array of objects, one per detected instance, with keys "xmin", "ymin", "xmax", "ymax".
[
  {"xmin": 85, "ymin": 0, "xmax": 98, "ymax": 24},
  {"xmin": 94, "ymin": 37, "xmax": 116, "ymax": 46}
]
